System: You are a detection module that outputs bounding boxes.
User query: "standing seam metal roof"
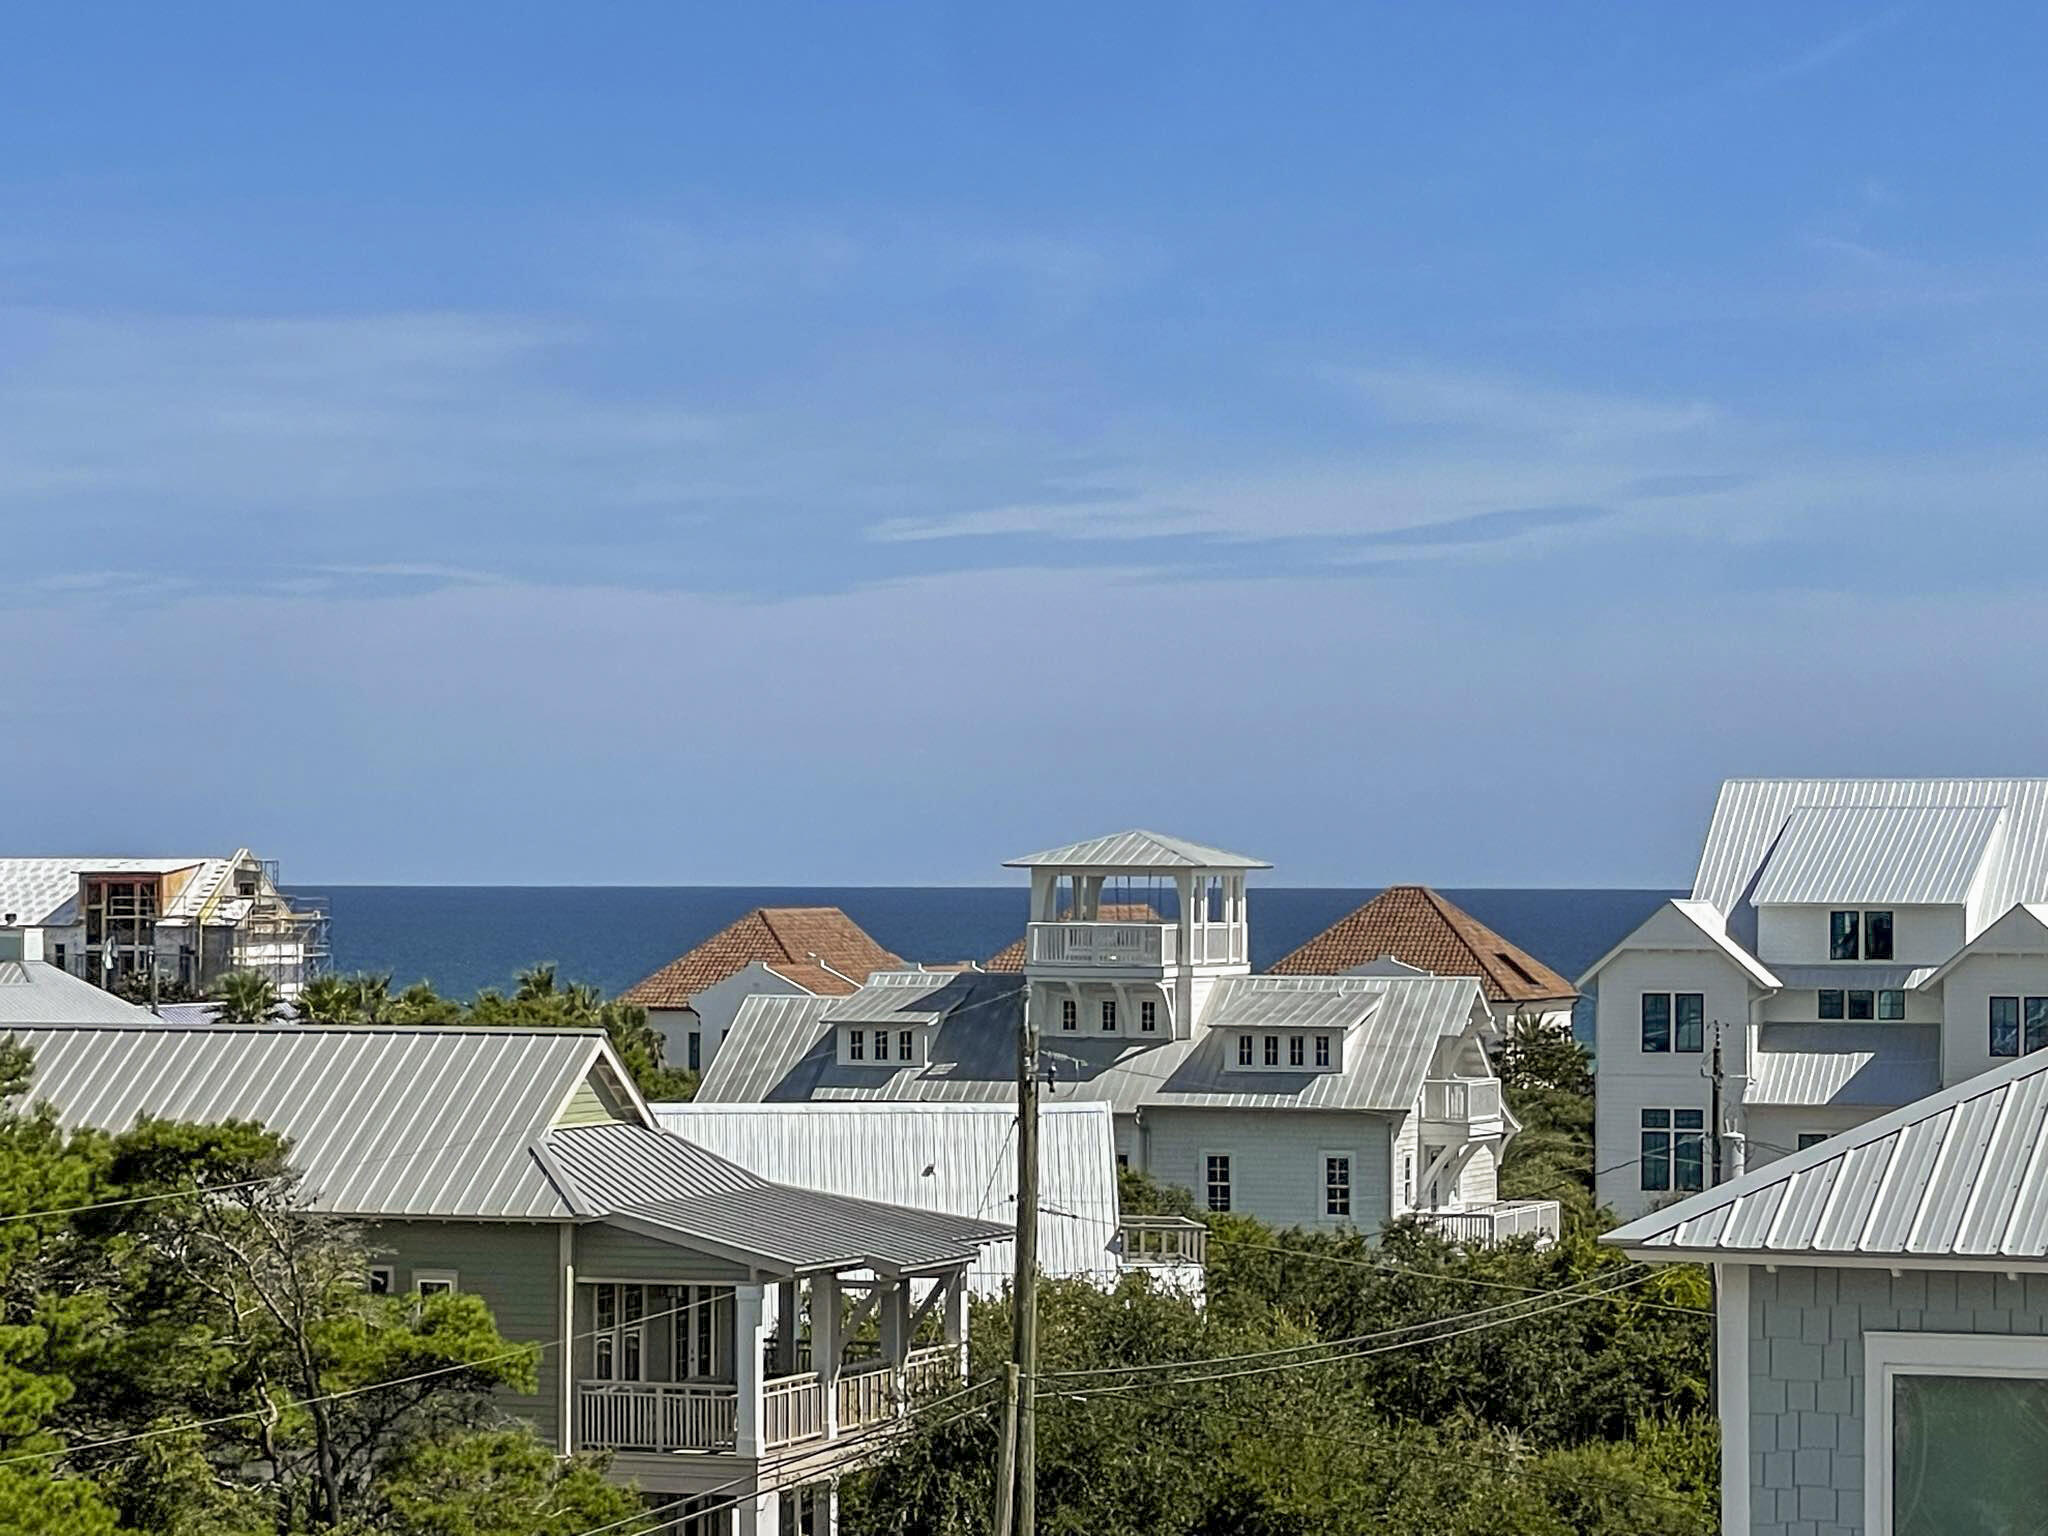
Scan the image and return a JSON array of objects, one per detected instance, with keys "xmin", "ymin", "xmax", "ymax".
[
  {"xmin": 0, "ymin": 963, "xmax": 161, "ymax": 1024},
  {"xmin": 1749, "ymin": 804, "xmax": 2006, "ymax": 907},
  {"xmin": 699, "ymin": 972, "xmax": 1486, "ymax": 1115},
  {"xmin": 1002, "ymin": 830, "xmax": 1270, "ymax": 870},
  {"xmin": 1694, "ymin": 779, "xmax": 2048, "ymax": 917},
  {"xmin": 1744, "ymin": 1025, "xmax": 1941, "ymax": 1108},
  {"xmin": 1606, "ymin": 1041, "xmax": 2048, "ymax": 1260}
]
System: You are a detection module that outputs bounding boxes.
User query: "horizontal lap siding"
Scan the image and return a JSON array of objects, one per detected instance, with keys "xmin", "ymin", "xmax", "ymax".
[
  {"xmin": 366, "ymin": 1220, "xmax": 564, "ymax": 1447},
  {"xmin": 575, "ymin": 1224, "xmax": 755, "ymax": 1284},
  {"xmin": 1142, "ymin": 1109, "xmax": 1392, "ymax": 1230}
]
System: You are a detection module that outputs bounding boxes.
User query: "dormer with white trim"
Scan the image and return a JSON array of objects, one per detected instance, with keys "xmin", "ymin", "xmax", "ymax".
[{"xmin": 1003, "ymin": 830, "xmax": 1269, "ymax": 1042}]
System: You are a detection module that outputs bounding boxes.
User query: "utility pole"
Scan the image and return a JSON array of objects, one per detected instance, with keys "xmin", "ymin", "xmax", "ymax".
[{"xmin": 997, "ymin": 990, "xmax": 1040, "ymax": 1536}]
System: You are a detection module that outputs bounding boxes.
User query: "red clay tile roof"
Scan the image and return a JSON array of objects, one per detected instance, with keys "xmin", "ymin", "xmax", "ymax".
[
  {"xmin": 1267, "ymin": 885, "xmax": 1577, "ymax": 1005},
  {"xmin": 619, "ymin": 907, "xmax": 903, "ymax": 1010},
  {"xmin": 983, "ymin": 903, "xmax": 1166, "ymax": 973}
]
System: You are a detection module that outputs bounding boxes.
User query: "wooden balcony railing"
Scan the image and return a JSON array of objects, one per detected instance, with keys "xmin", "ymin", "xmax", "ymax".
[
  {"xmin": 1420, "ymin": 1077, "xmax": 1504, "ymax": 1127},
  {"xmin": 577, "ymin": 1380, "xmax": 737, "ymax": 1453},
  {"xmin": 1414, "ymin": 1200, "xmax": 1560, "ymax": 1248},
  {"xmin": 835, "ymin": 1363, "xmax": 896, "ymax": 1430},
  {"xmin": 1117, "ymin": 1215, "xmax": 1208, "ymax": 1267},
  {"xmin": 761, "ymin": 1372, "xmax": 827, "ymax": 1448}
]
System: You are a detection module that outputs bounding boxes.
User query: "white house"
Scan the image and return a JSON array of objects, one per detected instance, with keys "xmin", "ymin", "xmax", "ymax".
[
  {"xmin": 1585, "ymin": 777, "xmax": 2048, "ymax": 1220},
  {"xmin": 1605, "ymin": 1045, "xmax": 2048, "ymax": 1536},
  {"xmin": 698, "ymin": 830, "xmax": 1557, "ymax": 1246},
  {"xmin": 619, "ymin": 906, "xmax": 905, "ymax": 1075},
  {"xmin": 0, "ymin": 852, "xmax": 325, "ymax": 998}
]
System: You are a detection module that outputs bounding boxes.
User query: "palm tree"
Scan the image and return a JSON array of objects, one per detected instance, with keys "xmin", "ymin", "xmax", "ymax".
[
  {"xmin": 214, "ymin": 970, "xmax": 280, "ymax": 1025},
  {"xmin": 293, "ymin": 974, "xmax": 358, "ymax": 1025}
]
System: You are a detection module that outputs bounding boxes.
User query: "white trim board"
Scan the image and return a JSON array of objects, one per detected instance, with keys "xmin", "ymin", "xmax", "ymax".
[{"xmin": 1863, "ymin": 1330, "xmax": 2048, "ymax": 1535}]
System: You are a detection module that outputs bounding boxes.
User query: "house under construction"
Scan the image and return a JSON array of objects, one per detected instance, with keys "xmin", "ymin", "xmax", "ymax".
[{"xmin": 0, "ymin": 851, "xmax": 328, "ymax": 998}]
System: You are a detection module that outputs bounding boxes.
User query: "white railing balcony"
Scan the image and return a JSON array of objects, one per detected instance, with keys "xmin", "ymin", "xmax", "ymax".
[
  {"xmin": 1421, "ymin": 1077, "xmax": 1504, "ymax": 1131},
  {"xmin": 1415, "ymin": 1200, "xmax": 1560, "ymax": 1248},
  {"xmin": 577, "ymin": 1380, "xmax": 738, "ymax": 1453},
  {"xmin": 1117, "ymin": 1215, "xmax": 1208, "ymax": 1267},
  {"xmin": 835, "ymin": 1363, "xmax": 897, "ymax": 1430},
  {"xmin": 1027, "ymin": 921, "xmax": 1175, "ymax": 969},
  {"xmin": 901, "ymin": 1345, "xmax": 958, "ymax": 1402},
  {"xmin": 761, "ymin": 1372, "xmax": 827, "ymax": 1448}
]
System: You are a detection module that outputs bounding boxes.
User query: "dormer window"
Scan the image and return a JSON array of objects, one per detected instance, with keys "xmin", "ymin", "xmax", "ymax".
[
  {"xmin": 1237, "ymin": 1034, "xmax": 1253, "ymax": 1066},
  {"xmin": 1140, "ymin": 1000, "xmax": 1156, "ymax": 1033},
  {"xmin": 1288, "ymin": 1035, "xmax": 1304, "ymax": 1067},
  {"xmin": 1830, "ymin": 911, "xmax": 1859, "ymax": 960},
  {"xmin": 848, "ymin": 1030, "xmax": 864, "ymax": 1061},
  {"xmin": 898, "ymin": 1029, "xmax": 914, "ymax": 1061},
  {"xmin": 1060, "ymin": 999, "xmax": 1077, "ymax": 1032},
  {"xmin": 1314, "ymin": 1035, "xmax": 1330, "ymax": 1067},
  {"xmin": 1100, "ymin": 1000, "xmax": 1117, "ymax": 1032},
  {"xmin": 1830, "ymin": 910, "xmax": 1894, "ymax": 961},
  {"xmin": 1264, "ymin": 1035, "xmax": 1279, "ymax": 1066}
]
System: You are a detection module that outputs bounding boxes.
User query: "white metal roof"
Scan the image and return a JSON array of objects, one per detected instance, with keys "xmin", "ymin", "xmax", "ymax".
[
  {"xmin": 0, "ymin": 858, "xmax": 211, "ymax": 926},
  {"xmin": 0, "ymin": 963, "xmax": 160, "ymax": 1025},
  {"xmin": 1576, "ymin": 899, "xmax": 1782, "ymax": 991},
  {"xmin": 700, "ymin": 972, "xmax": 1486, "ymax": 1116},
  {"xmin": 1694, "ymin": 779, "xmax": 2048, "ymax": 917},
  {"xmin": 1746, "ymin": 1025, "xmax": 1941, "ymax": 1108},
  {"xmin": 820, "ymin": 971, "xmax": 963, "ymax": 1026},
  {"xmin": 1749, "ymin": 803, "xmax": 2006, "ymax": 907},
  {"xmin": 650, "ymin": 1101, "xmax": 1119, "ymax": 1288},
  {"xmin": 1002, "ymin": 830, "xmax": 1270, "ymax": 870},
  {"xmin": 1607, "ymin": 1042, "xmax": 2048, "ymax": 1262}
]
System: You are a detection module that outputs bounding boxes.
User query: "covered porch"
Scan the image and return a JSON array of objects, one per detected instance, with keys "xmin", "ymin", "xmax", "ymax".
[{"xmin": 573, "ymin": 1267, "xmax": 967, "ymax": 1458}]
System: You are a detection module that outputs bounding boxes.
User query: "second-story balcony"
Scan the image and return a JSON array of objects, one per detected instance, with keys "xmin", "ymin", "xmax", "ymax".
[
  {"xmin": 1026, "ymin": 921, "xmax": 1247, "ymax": 970},
  {"xmin": 1420, "ymin": 1077, "xmax": 1505, "ymax": 1135}
]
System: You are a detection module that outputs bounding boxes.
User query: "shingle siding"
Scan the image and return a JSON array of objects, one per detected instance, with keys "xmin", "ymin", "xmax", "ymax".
[
  {"xmin": 366, "ymin": 1220, "xmax": 565, "ymax": 1447},
  {"xmin": 1746, "ymin": 1264, "xmax": 2048, "ymax": 1536}
]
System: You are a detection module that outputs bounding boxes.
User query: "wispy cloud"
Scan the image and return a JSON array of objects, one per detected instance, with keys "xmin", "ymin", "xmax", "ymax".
[{"xmin": 1728, "ymin": 5, "xmax": 1910, "ymax": 93}]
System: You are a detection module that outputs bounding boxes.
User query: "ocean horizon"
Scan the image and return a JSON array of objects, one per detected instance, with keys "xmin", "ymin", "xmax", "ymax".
[{"xmin": 299, "ymin": 884, "xmax": 1678, "ymax": 1018}]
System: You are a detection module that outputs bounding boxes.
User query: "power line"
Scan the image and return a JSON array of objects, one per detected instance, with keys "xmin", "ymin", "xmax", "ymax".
[{"xmin": 1041, "ymin": 1270, "xmax": 1663, "ymax": 1400}]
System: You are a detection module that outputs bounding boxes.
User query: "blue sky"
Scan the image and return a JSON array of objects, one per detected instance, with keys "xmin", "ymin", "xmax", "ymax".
[{"xmin": 6, "ymin": 3, "xmax": 2047, "ymax": 885}]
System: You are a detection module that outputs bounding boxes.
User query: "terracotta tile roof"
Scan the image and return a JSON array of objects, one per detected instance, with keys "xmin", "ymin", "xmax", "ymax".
[
  {"xmin": 983, "ymin": 903, "xmax": 1166, "ymax": 973},
  {"xmin": 620, "ymin": 908, "xmax": 903, "ymax": 1010},
  {"xmin": 1267, "ymin": 885, "xmax": 1577, "ymax": 1006}
]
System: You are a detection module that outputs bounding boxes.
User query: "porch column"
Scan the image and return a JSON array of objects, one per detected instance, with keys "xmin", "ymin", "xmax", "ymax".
[
  {"xmin": 879, "ymin": 1275, "xmax": 910, "ymax": 1367},
  {"xmin": 733, "ymin": 1283, "xmax": 771, "ymax": 1458},
  {"xmin": 773, "ymin": 1280, "xmax": 799, "ymax": 1375},
  {"xmin": 735, "ymin": 1487, "xmax": 779, "ymax": 1536},
  {"xmin": 813, "ymin": 1273, "xmax": 841, "ymax": 1437},
  {"xmin": 942, "ymin": 1268, "xmax": 968, "ymax": 1377}
]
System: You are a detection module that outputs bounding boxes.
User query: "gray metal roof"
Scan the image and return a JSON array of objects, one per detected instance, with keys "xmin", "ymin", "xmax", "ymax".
[
  {"xmin": 2, "ymin": 1023, "xmax": 611, "ymax": 1218},
  {"xmin": 649, "ymin": 1101, "xmax": 1120, "ymax": 1288},
  {"xmin": 0, "ymin": 962, "xmax": 161, "ymax": 1024},
  {"xmin": 1607, "ymin": 1042, "xmax": 2048, "ymax": 1261},
  {"xmin": 547, "ymin": 1123, "xmax": 1005, "ymax": 1273},
  {"xmin": 1694, "ymin": 779, "xmax": 2048, "ymax": 918},
  {"xmin": 1750, "ymin": 803, "xmax": 2005, "ymax": 907},
  {"xmin": 700, "ymin": 972, "xmax": 1486, "ymax": 1116},
  {"xmin": 1002, "ymin": 830, "xmax": 1270, "ymax": 870},
  {"xmin": 1204, "ymin": 975, "xmax": 1392, "ymax": 1032},
  {"xmin": 820, "ymin": 971, "xmax": 967, "ymax": 1026},
  {"xmin": 1746, "ymin": 1025, "xmax": 1941, "ymax": 1107},
  {"xmin": 1765, "ymin": 965, "xmax": 1940, "ymax": 991}
]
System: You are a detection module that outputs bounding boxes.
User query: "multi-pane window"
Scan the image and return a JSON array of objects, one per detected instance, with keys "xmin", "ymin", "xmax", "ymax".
[
  {"xmin": 1288, "ymin": 1035, "xmax": 1305, "ymax": 1067},
  {"xmin": 366, "ymin": 1265, "xmax": 394, "ymax": 1295},
  {"xmin": 1819, "ymin": 989, "xmax": 1846, "ymax": 1020},
  {"xmin": 674, "ymin": 1285, "xmax": 733, "ymax": 1380},
  {"xmin": 1205, "ymin": 1155, "xmax": 1231, "ymax": 1212},
  {"xmin": 1263, "ymin": 1035, "xmax": 1279, "ymax": 1066},
  {"xmin": 1237, "ymin": 1034, "xmax": 1253, "ymax": 1066},
  {"xmin": 1829, "ymin": 909, "xmax": 1893, "ymax": 960},
  {"xmin": 1140, "ymin": 1000, "xmax": 1157, "ymax": 1033},
  {"xmin": 1324, "ymin": 1155, "xmax": 1351, "ymax": 1217},
  {"xmin": 873, "ymin": 1030, "xmax": 890, "ymax": 1061},
  {"xmin": 898, "ymin": 1029, "xmax": 914, "ymax": 1062},
  {"xmin": 1992, "ymin": 996, "xmax": 2022, "ymax": 1057},
  {"xmin": 848, "ymin": 1030, "xmax": 864, "ymax": 1061},
  {"xmin": 1641, "ymin": 993, "xmax": 1704, "ymax": 1053},
  {"xmin": 1830, "ymin": 910, "xmax": 1861, "ymax": 961},
  {"xmin": 1640, "ymin": 1109, "xmax": 1706, "ymax": 1193},
  {"xmin": 1847, "ymin": 990, "xmax": 1875, "ymax": 1021},
  {"xmin": 1314, "ymin": 1035, "xmax": 1331, "ymax": 1068},
  {"xmin": 1878, "ymin": 989, "xmax": 1906, "ymax": 1021},
  {"xmin": 1100, "ymin": 1000, "xmax": 1118, "ymax": 1032},
  {"xmin": 1060, "ymin": 999, "xmax": 1077, "ymax": 1032}
]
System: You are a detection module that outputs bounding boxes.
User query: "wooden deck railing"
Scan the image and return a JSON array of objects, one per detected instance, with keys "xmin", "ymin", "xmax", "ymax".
[{"xmin": 577, "ymin": 1380, "xmax": 737, "ymax": 1452}]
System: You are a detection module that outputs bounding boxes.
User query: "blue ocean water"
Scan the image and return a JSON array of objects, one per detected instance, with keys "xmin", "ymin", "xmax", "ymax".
[{"xmin": 298, "ymin": 885, "xmax": 1676, "ymax": 1008}]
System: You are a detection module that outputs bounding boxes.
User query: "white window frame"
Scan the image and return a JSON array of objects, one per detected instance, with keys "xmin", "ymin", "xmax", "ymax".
[
  {"xmin": 1202, "ymin": 1151, "xmax": 1231, "ymax": 1212},
  {"xmin": 1236, "ymin": 1033, "xmax": 1253, "ymax": 1066},
  {"xmin": 897, "ymin": 1028, "xmax": 915, "ymax": 1064},
  {"xmin": 1139, "ymin": 999, "xmax": 1156, "ymax": 1033},
  {"xmin": 366, "ymin": 1264, "xmax": 395, "ymax": 1295},
  {"xmin": 1100, "ymin": 999, "xmax": 1117, "ymax": 1032},
  {"xmin": 1864, "ymin": 1330, "xmax": 2048, "ymax": 1534},
  {"xmin": 413, "ymin": 1268, "xmax": 459, "ymax": 1296},
  {"xmin": 1060, "ymin": 999, "xmax": 1077, "ymax": 1032},
  {"xmin": 1320, "ymin": 1150, "xmax": 1353, "ymax": 1219}
]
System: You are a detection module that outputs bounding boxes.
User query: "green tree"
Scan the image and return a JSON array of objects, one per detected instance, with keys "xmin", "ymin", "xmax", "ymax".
[
  {"xmin": 377, "ymin": 1431, "xmax": 637, "ymax": 1536},
  {"xmin": 211, "ymin": 972, "xmax": 280, "ymax": 1025}
]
